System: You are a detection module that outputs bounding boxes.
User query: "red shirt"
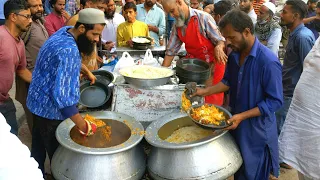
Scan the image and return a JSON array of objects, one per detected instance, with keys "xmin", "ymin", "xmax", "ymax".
[
  {"xmin": 44, "ymin": 12, "xmax": 66, "ymax": 36},
  {"xmin": 0, "ymin": 26, "xmax": 27, "ymax": 103}
]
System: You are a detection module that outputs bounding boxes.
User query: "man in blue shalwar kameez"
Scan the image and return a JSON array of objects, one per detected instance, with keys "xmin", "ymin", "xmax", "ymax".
[{"xmin": 193, "ymin": 9, "xmax": 283, "ymax": 180}]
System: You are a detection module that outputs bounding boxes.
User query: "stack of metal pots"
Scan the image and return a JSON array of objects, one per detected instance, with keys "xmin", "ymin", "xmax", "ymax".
[{"xmin": 175, "ymin": 58, "xmax": 211, "ymax": 84}]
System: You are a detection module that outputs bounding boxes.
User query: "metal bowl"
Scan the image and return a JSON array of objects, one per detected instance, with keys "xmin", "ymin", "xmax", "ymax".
[
  {"xmin": 120, "ymin": 65, "xmax": 175, "ymax": 88},
  {"xmin": 188, "ymin": 104, "xmax": 232, "ymax": 129},
  {"xmin": 79, "ymin": 80, "xmax": 111, "ymax": 108},
  {"xmin": 132, "ymin": 36, "xmax": 152, "ymax": 45},
  {"xmin": 91, "ymin": 70, "xmax": 114, "ymax": 85},
  {"xmin": 176, "ymin": 58, "xmax": 211, "ymax": 84}
]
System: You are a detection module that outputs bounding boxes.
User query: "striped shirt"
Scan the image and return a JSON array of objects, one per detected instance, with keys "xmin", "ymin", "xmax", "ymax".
[
  {"xmin": 27, "ymin": 26, "xmax": 81, "ymax": 120},
  {"xmin": 166, "ymin": 8, "xmax": 224, "ymax": 56}
]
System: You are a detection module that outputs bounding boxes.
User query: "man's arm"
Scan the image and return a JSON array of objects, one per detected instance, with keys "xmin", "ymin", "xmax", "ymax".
[
  {"xmin": 162, "ymin": 25, "xmax": 183, "ymax": 66},
  {"xmin": 204, "ymin": 15, "xmax": 227, "ymax": 63},
  {"xmin": 16, "ymin": 69, "xmax": 32, "ymax": 83},
  {"xmin": 116, "ymin": 25, "xmax": 128, "ymax": 47},
  {"xmin": 157, "ymin": 9, "xmax": 166, "ymax": 36},
  {"xmin": 303, "ymin": 16, "xmax": 317, "ymax": 24},
  {"xmin": 225, "ymin": 61, "xmax": 283, "ymax": 130},
  {"xmin": 81, "ymin": 63, "xmax": 96, "ymax": 85},
  {"xmin": 298, "ymin": 35, "xmax": 315, "ymax": 65},
  {"xmin": 267, "ymin": 28, "xmax": 282, "ymax": 57},
  {"xmin": 193, "ymin": 82, "xmax": 230, "ymax": 96}
]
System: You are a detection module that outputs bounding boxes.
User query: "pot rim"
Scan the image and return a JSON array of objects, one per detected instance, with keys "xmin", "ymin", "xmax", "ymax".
[
  {"xmin": 55, "ymin": 111, "xmax": 144, "ymax": 155},
  {"xmin": 144, "ymin": 111, "xmax": 228, "ymax": 149}
]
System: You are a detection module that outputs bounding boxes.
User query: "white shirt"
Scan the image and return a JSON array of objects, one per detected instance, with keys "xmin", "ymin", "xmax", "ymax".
[
  {"xmin": 0, "ymin": 113, "xmax": 44, "ymax": 180},
  {"xmin": 248, "ymin": 9, "xmax": 257, "ymax": 25},
  {"xmin": 101, "ymin": 13, "xmax": 125, "ymax": 44}
]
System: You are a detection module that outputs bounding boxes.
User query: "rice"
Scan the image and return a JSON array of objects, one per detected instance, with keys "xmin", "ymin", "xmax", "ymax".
[{"xmin": 165, "ymin": 126, "xmax": 213, "ymax": 143}]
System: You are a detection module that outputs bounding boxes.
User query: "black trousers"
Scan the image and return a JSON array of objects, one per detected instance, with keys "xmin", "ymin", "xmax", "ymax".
[
  {"xmin": 31, "ymin": 114, "xmax": 62, "ymax": 176},
  {"xmin": 0, "ymin": 98, "xmax": 18, "ymax": 135}
]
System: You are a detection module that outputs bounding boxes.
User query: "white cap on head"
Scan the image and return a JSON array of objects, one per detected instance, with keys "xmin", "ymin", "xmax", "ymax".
[
  {"xmin": 262, "ymin": 2, "xmax": 276, "ymax": 15},
  {"xmin": 78, "ymin": 8, "xmax": 105, "ymax": 24}
]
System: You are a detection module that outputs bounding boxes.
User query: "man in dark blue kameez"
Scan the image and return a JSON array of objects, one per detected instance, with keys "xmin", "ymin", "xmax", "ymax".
[{"xmin": 193, "ymin": 10, "xmax": 283, "ymax": 180}]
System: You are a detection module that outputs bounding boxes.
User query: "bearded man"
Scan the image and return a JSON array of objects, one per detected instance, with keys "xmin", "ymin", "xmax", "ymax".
[
  {"xmin": 26, "ymin": 8, "xmax": 104, "ymax": 175},
  {"xmin": 255, "ymin": 2, "xmax": 282, "ymax": 56},
  {"xmin": 162, "ymin": 0, "xmax": 227, "ymax": 106},
  {"xmin": 239, "ymin": 0, "xmax": 257, "ymax": 24},
  {"xmin": 101, "ymin": 0, "xmax": 125, "ymax": 50},
  {"xmin": 193, "ymin": 9, "xmax": 283, "ymax": 180}
]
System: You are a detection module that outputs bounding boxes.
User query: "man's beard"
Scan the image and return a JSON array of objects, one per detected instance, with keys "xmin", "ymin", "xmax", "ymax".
[
  {"xmin": 77, "ymin": 33, "xmax": 95, "ymax": 56},
  {"xmin": 240, "ymin": 5, "xmax": 251, "ymax": 13},
  {"xmin": 146, "ymin": 1, "xmax": 154, "ymax": 7},
  {"xmin": 227, "ymin": 35, "xmax": 248, "ymax": 52},
  {"xmin": 105, "ymin": 10, "xmax": 115, "ymax": 19},
  {"xmin": 175, "ymin": 8, "xmax": 186, "ymax": 27},
  {"xmin": 280, "ymin": 19, "xmax": 294, "ymax": 28},
  {"xmin": 32, "ymin": 11, "xmax": 43, "ymax": 20}
]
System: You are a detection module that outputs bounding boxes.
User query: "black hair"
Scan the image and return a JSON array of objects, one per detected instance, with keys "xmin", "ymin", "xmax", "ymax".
[
  {"xmin": 285, "ymin": 0, "xmax": 308, "ymax": 19},
  {"xmin": 80, "ymin": 0, "xmax": 88, "ymax": 7},
  {"xmin": 214, "ymin": 0, "xmax": 232, "ymax": 16},
  {"xmin": 4, "ymin": 0, "xmax": 29, "ymax": 19},
  {"xmin": 307, "ymin": 0, "xmax": 318, "ymax": 4},
  {"xmin": 218, "ymin": 9, "xmax": 254, "ymax": 34},
  {"xmin": 203, "ymin": 0, "xmax": 213, "ymax": 9},
  {"xmin": 317, "ymin": 1, "xmax": 320, "ymax": 8},
  {"xmin": 74, "ymin": 22, "xmax": 106, "ymax": 30},
  {"xmin": 123, "ymin": 2, "xmax": 136, "ymax": 11},
  {"xmin": 50, "ymin": 0, "xmax": 66, "ymax": 8}
]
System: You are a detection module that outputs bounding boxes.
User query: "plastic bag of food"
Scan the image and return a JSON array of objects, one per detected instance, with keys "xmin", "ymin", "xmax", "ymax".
[
  {"xmin": 114, "ymin": 52, "xmax": 135, "ymax": 74},
  {"xmin": 142, "ymin": 49, "xmax": 160, "ymax": 67}
]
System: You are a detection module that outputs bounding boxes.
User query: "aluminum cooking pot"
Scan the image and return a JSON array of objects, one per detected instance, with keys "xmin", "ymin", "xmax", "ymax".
[
  {"xmin": 51, "ymin": 111, "xmax": 146, "ymax": 180},
  {"xmin": 145, "ymin": 111, "xmax": 243, "ymax": 180},
  {"xmin": 79, "ymin": 80, "xmax": 111, "ymax": 108}
]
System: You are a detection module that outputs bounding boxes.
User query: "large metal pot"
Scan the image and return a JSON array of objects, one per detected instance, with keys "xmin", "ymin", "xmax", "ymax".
[
  {"xmin": 51, "ymin": 111, "xmax": 146, "ymax": 180},
  {"xmin": 176, "ymin": 58, "xmax": 211, "ymax": 84},
  {"xmin": 145, "ymin": 111, "xmax": 242, "ymax": 180}
]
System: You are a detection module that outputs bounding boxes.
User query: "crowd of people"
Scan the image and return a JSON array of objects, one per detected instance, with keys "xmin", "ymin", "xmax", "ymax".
[{"xmin": 0, "ymin": 0, "xmax": 320, "ymax": 179}]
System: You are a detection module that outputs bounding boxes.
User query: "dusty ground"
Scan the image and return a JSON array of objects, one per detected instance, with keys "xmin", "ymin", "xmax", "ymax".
[{"xmin": 9, "ymin": 81, "xmax": 298, "ymax": 180}]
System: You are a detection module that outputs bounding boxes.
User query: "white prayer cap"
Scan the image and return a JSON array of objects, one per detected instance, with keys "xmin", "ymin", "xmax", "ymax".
[
  {"xmin": 262, "ymin": 2, "xmax": 276, "ymax": 14},
  {"xmin": 78, "ymin": 8, "xmax": 105, "ymax": 24}
]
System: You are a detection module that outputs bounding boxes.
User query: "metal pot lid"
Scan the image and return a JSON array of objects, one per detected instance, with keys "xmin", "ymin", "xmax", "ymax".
[
  {"xmin": 56, "ymin": 111, "xmax": 144, "ymax": 155},
  {"xmin": 145, "ymin": 110, "xmax": 228, "ymax": 149}
]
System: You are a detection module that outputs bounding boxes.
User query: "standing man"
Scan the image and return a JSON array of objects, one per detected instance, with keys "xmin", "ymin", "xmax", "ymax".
[
  {"xmin": 0, "ymin": 0, "xmax": 33, "ymax": 135},
  {"xmin": 136, "ymin": 0, "xmax": 166, "ymax": 46},
  {"xmin": 44, "ymin": 0, "xmax": 70, "ymax": 36},
  {"xmin": 255, "ymin": 2, "xmax": 282, "ymax": 56},
  {"xmin": 15, "ymin": 0, "xmax": 49, "ymax": 134},
  {"xmin": 239, "ymin": 0, "xmax": 257, "ymax": 24},
  {"xmin": 117, "ymin": 2, "xmax": 149, "ymax": 47},
  {"xmin": 101, "ymin": 0, "xmax": 125, "ymax": 50},
  {"xmin": 27, "ymin": 8, "xmax": 104, "ymax": 174},
  {"xmin": 193, "ymin": 10, "xmax": 283, "ymax": 179},
  {"xmin": 162, "ymin": 0, "xmax": 227, "ymax": 106},
  {"xmin": 277, "ymin": 0, "xmax": 315, "ymax": 169},
  {"xmin": 303, "ymin": 0, "xmax": 320, "ymax": 39}
]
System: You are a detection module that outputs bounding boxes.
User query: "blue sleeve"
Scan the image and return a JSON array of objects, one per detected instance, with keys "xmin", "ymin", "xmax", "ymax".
[
  {"xmin": 267, "ymin": 28, "xmax": 282, "ymax": 57},
  {"xmin": 45, "ymin": 0, "xmax": 52, "ymax": 15},
  {"xmin": 297, "ymin": 35, "xmax": 315, "ymax": 66},
  {"xmin": 257, "ymin": 61, "xmax": 283, "ymax": 117},
  {"xmin": 52, "ymin": 48, "xmax": 81, "ymax": 119},
  {"xmin": 158, "ymin": 9, "xmax": 166, "ymax": 36}
]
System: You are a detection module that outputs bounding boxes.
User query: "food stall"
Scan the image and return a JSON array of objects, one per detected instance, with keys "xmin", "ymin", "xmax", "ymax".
[{"xmin": 50, "ymin": 44, "xmax": 242, "ymax": 180}]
